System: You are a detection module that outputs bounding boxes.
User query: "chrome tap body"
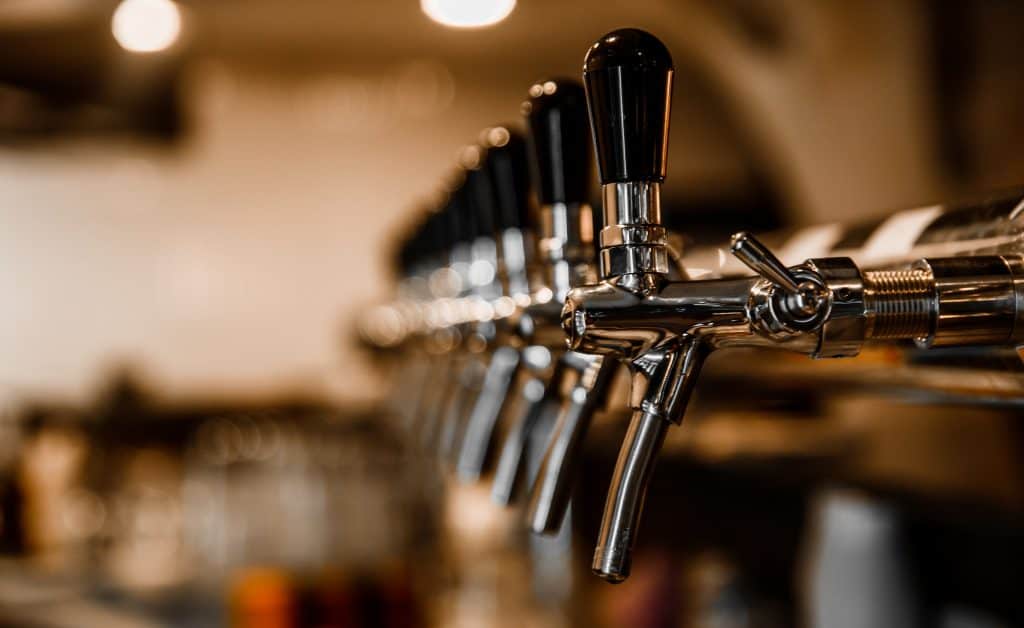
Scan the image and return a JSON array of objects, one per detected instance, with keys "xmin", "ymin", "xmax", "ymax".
[
  {"xmin": 565, "ymin": 231, "xmax": 1024, "ymax": 582},
  {"xmin": 563, "ymin": 28, "xmax": 681, "ymax": 581},
  {"xmin": 563, "ymin": 28, "xmax": 1024, "ymax": 584},
  {"xmin": 479, "ymin": 79, "xmax": 604, "ymax": 503},
  {"xmin": 450, "ymin": 130, "xmax": 540, "ymax": 473},
  {"xmin": 365, "ymin": 27, "xmax": 1024, "ymax": 590}
]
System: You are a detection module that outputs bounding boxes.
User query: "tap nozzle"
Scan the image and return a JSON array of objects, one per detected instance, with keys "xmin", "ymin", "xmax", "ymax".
[{"xmin": 592, "ymin": 338, "xmax": 707, "ymax": 582}]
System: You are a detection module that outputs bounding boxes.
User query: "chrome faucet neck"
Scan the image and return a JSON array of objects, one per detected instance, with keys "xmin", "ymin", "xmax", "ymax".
[
  {"xmin": 499, "ymin": 226, "xmax": 534, "ymax": 303},
  {"xmin": 599, "ymin": 182, "xmax": 669, "ymax": 281},
  {"xmin": 537, "ymin": 201, "xmax": 597, "ymax": 300}
]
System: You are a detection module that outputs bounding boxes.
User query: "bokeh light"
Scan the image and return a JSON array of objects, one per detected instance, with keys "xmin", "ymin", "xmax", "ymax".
[
  {"xmin": 421, "ymin": 0, "xmax": 516, "ymax": 29},
  {"xmin": 111, "ymin": 0, "xmax": 182, "ymax": 53}
]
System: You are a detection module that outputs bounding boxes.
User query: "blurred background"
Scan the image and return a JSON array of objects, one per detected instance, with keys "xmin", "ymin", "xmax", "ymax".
[{"xmin": 2, "ymin": 1, "xmax": 1024, "ymax": 626}]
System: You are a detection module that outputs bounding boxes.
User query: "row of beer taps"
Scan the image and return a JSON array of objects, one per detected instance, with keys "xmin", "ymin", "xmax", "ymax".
[{"xmin": 363, "ymin": 29, "xmax": 1024, "ymax": 583}]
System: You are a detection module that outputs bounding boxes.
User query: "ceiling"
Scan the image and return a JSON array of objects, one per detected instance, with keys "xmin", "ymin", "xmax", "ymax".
[{"xmin": 4, "ymin": 0, "xmax": 1023, "ymax": 223}]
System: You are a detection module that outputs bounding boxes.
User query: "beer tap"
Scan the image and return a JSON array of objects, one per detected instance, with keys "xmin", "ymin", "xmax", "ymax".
[
  {"xmin": 382, "ymin": 130, "xmax": 537, "ymax": 469},
  {"xmin": 374, "ymin": 157, "xmax": 505, "ymax": 460},
  {"xmin": 518, "ymin": 79, "xmax": 620, "ymax": 534},
  {"xmin": 391, "ymin": 206, "xmax": 450, "ymax": 435},
  {"xmin": 356, "ymin": 27, "xmax": 1024, "ymax": 591},
  {"xmin": 453, "ymin": 128, "xmax": 537, "ymax": 477},
  {"xmin": 564, "ymin": 28, "xmax": 696, "ymax": 583},
  {"xmin": 434, "ymin": 153, "xmax": 504, "ymax": 462},
  {"xmin": 416, "ymin": 179, "xmax": 476, "ymax": 453},
  {"xmin": 564, "ymin": 29, "xmax": 1024, "ymax": 584},
  {"xmin": 482, "ymin": 78, "xmax": 603, "ymax": 505}
]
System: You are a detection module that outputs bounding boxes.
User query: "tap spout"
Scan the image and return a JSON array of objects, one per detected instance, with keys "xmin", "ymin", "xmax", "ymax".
[
  {"xmin": 526, "ymin": 354, "xmax": 618, "ymax": 534},
  {"xmin": 455, "ymin": 346, "xmax": 522, "ymax": 480},
  {"xmin": 591, "ymin": 336, "xmax": 707, "ymax": 583},
  {"xmin": 491, "ymin": 360, "xmax": 570, "ymax": 505}
]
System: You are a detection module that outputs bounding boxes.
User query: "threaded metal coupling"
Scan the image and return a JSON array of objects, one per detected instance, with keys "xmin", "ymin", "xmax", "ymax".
[{"xmin": 863, "ymin": 268, "xmax": 934, "ymax": 339}]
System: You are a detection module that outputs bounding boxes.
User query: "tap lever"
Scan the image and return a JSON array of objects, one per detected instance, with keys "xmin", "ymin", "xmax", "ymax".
[
  {"xmin": 729, "ymin": 232, "xmax": 800, "ymax": 293},
  {"xmin": 731, "ymin": 231, "xmax": 828, "ymax": 321}
]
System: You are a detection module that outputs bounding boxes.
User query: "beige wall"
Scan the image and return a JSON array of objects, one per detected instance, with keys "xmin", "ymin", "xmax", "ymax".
[{"xmin": 0, "ymin": 61, "xmax": 526, "ymax": 403}]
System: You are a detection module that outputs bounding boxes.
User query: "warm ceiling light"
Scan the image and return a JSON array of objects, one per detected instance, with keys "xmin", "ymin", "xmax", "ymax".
[
  {"xmin": 458, "ymin": 145, "xmax": 482, "ymax": 169},
  {"xmin": 421, "ymin": 0, "xmax": 516, "ymax": 29},
  {"xmin": 485, "ymin": 126, "xmax": 510, "ymax": 147},
  {"xmin": 111, "ymin": 0, "xmax": 182, "ymax": 53}
]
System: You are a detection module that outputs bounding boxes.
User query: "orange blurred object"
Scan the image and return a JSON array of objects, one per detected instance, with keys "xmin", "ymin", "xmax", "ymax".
[{"xmin": 230, "ymin": 568, "xmax": 296, "ymax": 628}]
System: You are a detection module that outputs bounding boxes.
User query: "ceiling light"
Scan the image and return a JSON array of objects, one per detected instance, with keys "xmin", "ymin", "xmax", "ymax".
[
  {"xmin": 421, "ymin": 0, "xmax": 516, "ymax": 29},
  {"xmin": 111, "ymin": 0, "xmax": 182, "ymax": 54}
]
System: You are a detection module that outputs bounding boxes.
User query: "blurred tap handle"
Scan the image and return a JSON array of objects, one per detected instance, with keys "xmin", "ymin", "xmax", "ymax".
[
  {"xmin": 523, "ymin": 78, "xmax": 592, "ymax": 206},
  {"xmin": 583, "ymin": 28, "xmax": 674, "ymax": 184},
  {"xmin": 464, "ymin": 157, "xmax": 497, "ymax": 239},
  {"xmin": 430, "ymin": 202, "xmax": 452, "ymax": 260},
  {"xmin": 441, "ymin": 171, "xmax": 473, "ymax": 247},
  {"xmin": 482, "ymin": 126, "xmax": 532, "ymax": 232}
]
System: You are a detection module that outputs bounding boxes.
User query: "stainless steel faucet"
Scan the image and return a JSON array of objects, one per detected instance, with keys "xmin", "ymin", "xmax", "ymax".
[
  {"xmin": 477, "ymin": 79, "xmax": 603, "ymax": 506},
  {"xmin": 518, "ymin": 80, "xmax": 619, "ymax": 533},
  {"xmin": 417, "ymin": 170, "xmax": 484, "ymax": 456},
  {"xmin": 565, "ymin": 28, "xmax": 1024, "ymax": 583},
  {"xmin": 395, "ymin": 147, "xmax": 503, "ymax": 459},
  {"xmin": 362, "ymin": 28, "xmax": 1024, "ymax": 588},
  {"xmin": 388, "ymin": 185, "xmax": 465, "ymax": 449},
  {"xmin": 453, "ymin": 127, "xmax": 539, "ymax": 478},
  {"xmin": 369, "ymin": 127, "xmax": 548, "ymax": 476}
]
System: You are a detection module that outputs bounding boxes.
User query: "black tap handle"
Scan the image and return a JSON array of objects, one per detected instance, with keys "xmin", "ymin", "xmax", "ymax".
[
  {"xmin": 407, "ymin": 213, "xmax": 428, "ymax": 272},
  {"xmin": 483, "ymin": 127, "xmax": 532, "ymax": 231},
  {"xmin": 402, "ymin": 202, "xmax": 444, "ymax": 275},
  {"xmin": 524, "ymin": 78, "xmax": 592, "ymax": 205},
  {"xmin": 444, "ymin": 179, "xmax": 473, "ymax": 246},
  {"xmin": 459, "ymin": 140, "xmax": 503, "ymax": 239},
  {"xmin": 583, "ymin": 28, "xmax": 674, "ymax": 184},
  {"xmin": 425, "ymin": 206, "xmax": 448, "ymax": 260},
  {"xmin": 395, "ymin": 230, "xmax": 415, "ymax": 277},
  {"xmin": 465, "ymin": 167, "xmax": 496, "ymax": 238}
]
